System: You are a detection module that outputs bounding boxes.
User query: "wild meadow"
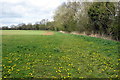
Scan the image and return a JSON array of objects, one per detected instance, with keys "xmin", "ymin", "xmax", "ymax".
[{"xmin": 2, "ymin": 30, "xmax": 119, "ymax": 78}]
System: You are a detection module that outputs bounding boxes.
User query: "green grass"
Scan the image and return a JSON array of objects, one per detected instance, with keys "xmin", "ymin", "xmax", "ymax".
[
  {"xmin": 2, "ymin": 30, "xmax": 120, "ymax": 78},
  {"xmin": 1, "ymin": 30, "xmax": 46, "ymax": 35}
]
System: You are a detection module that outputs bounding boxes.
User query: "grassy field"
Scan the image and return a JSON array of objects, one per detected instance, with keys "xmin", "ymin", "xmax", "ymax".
[
  {"xmin": 1, "ymin": 30, "xmax": 46, "ymax": 35},
  {"xmin": 2, "ymin": 30, "xmax": 120, "ymax": 78}
]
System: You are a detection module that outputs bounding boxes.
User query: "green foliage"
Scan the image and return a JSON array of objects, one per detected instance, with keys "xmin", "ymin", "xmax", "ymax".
[
  {"xmin": 87, "ymin": 2, "xmax": 120, "ymax": 41},
  {"xmin": 54, "ymin": 2, "xmax": 80, "ymax": 32},
  {"xmin": 2, "ymin": 30, "xmax": 119, "ymax": 78},
  {"xmin": 110, "ymin": 1, "xmax": 120, "ymax": 40},
  {"xmin": 53, "ymin": 1, "xmax": 119, "ymax": 41},
  {"xmin": 88, "ymin": 2, "xmax": 115, "ymax": 34}
]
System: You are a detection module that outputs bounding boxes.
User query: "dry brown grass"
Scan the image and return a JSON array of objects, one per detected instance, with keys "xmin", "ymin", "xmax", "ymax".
[
  {"xmin": 60, "ymin": 31, "xmax": 113, "ymax": 41},
  {"xmin": 41, "ymin": 32, "xmax": 54, "ymax": 35}
]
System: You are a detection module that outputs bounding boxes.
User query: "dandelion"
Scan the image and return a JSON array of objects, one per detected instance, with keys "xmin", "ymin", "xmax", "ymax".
[
  {"xmin": 116, "ymin": 63, "xmax": 119, "ymax": 65},
  {"xmin": 13, "ymin": 64, "xmax": 16, "ymax": 67},
  {"xmin": 113, "ymin": 70, "xmax": 116, "ymax": 72},
  {"xmin": 52, "ymin": 76, "xmax": 57, "ymax": 78},
  {"xmin": 49, "ymin": 55, "xmax": 51, "ymax": 57},
  {"xmin": 68, "ymin": 64, "xmax": 71, "ymax": 66},
  {"xmin": 4, "ymin": 57, "xmax": 8, "ymax": 59},
  {"xmin": 17, "ymin": 69, "xmax": 20, "ymax": 71},
  {"xmin": 89, "ymin": 70, "xmax": 92, "ymax": 72},
  {"xmin": 27, "ymin": 63, "xmax": 30, "ymax": 64},
  {"xmin": 27, "ymin": 67, "xmax": 30, "ymax": 69},
  {"xmin": 79, "ymin": 77, "xmax": 84, "ymax": 78},
  {"xmin": 78, "ymin": 68, "xmax": 80, "ymax": 70},
  {"xmin": 67, "ymin": 76, "xmax": 70, "ymax": 78},
  {"xmin": 63, "ymin": 77, "xmax": 66, "ymax": 79},
  {"xmin": 68, "ymin": 73, "xmax": 71, "ymax": 75},
  {"xmin": 101, "ymin": 69, "xmax": 104, "ymax": 71},
  {"xmin": 4, "ymin": 76, "xmax": 7, "ymax": 78},
  {"xmin": 11, "ymin": 67, "xmax": 14, "ymax": 71},
  {"xmin": 67, "ymin": 69, "xmax": 69, "ymax": 71},
  {"xmin": 8, "ymin": 61, "xmax": 12, "ymax": 63},
  {"xmin": 60, "ymin": 67, "xmax": 63, "ymax": 69},
  {"xmin": 29, "ymin": 73, "xmax": 32, "ymax": 75},
  {"xmin": 58, "ymin": 70, "xmax": 61, "ymax": 72},
  {"xmin": 4, "ymin": 66, "xmax": 6, "ymax": 68},
  {"xmin": 116, "ymin": 75, "xmax": 118, "ymax": 77}
]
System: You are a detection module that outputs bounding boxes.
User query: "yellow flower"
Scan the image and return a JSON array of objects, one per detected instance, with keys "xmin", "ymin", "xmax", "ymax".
[
  {"xmin": 79, "ymin": 77, "xmax": 84, "ymax": 78},
  {"xmin": 68, "ymin": 64, "xmax": 71, "ymax": 66},
  {"xmin": 102, "ymin": 69, "xmax": 104, "ymax": 71},
  {"xmin": 60, "ymin": 67, "xmax": 63, "ymax": 69},
  {"xmin": 68, "ymin": 73, "xmax": 71, "ymax": 75},
  {"xmin": 78, "ymin": 68, "xmax": 80, "ymax": 70},
  {"xmin": 67, "ymin": 69, "xmax": 69, "ymax": 71},
  {"xmin": 27, "ymin": 67, "xmax": 30, "ymax": 69},
  {"xmin": 116, "ymin": 75, "xmax": 118, "ymax": 77},
  {"xmin": 67, "ymin": 76, "xmax": 70, "ymax": 78},
  {"xmin": 116, "ymin": 63, "xmax": 119, "ymax": 65},
  {"xmin": 8, "ymin": 61, "xmax": 12, "ymax": 63},
  {"xmin": 89, "ymin": 70, "xmax": 92, "ymax": 72},
  {"xmin": 4, "ymin": 66, "xmax": 6, "ymax": 68},
  {"xmin": 58, "ymin": 70, "xmax": 61, "ymax": 72},
  {"xmin": 27, "ymin": 63, "xmax": 30, "ymax": 64},
  {"xmin": 11, "ymin": 67, "xmax": 14, "ymax": 71},
  {"xmin": 51, "ymin": 75, "xmax": 57, "ymax": 78},
  {"xmin": 4, "ymin": 76, "xmax": 7, "ymax": 78},
  {"xmin": 13, "ymin": 64, "xmax": 16, "ymax": 67},
  {"xmin": 29, "ymin": 73, "xmax": 32, "ymax": 75},
  {"xmin": 17, "ymin": 69, "xmax": 20, "ymax": 71},
  {"xmin": 114, "ymin": 70, "xmax": 116, "ymax": 72},
  {"xmin": 49, "ymin": 55, "xmax": 51, "ymax": 57},
  {"xmin": 4, "ymin": 57, "xmax": 8, "ymax": 59}
]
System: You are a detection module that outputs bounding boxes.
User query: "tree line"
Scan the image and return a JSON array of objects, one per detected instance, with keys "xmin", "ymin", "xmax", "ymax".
[
  {"xmin": 1, "ymin": 1, "xmax": 120, "ymax": 41},
  {"xmin": 53, "ymin": 1, "xmax": 120, "ymax": 41},
  {"xmin": 1, "ymin": 19, "xmax": 54, "ymax": 30}
]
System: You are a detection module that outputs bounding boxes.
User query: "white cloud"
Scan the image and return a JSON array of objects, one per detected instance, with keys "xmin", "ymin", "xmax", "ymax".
[
  {"xmin": 0, "ymin": 0, "xmax": 24, "ymax": 4},
  {"xmin": 0, "ymin": 0, "xmax": 66, "ymax": 26}
]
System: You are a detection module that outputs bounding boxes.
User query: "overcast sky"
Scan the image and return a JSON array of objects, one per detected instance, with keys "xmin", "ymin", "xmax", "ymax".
[
  {"xmin": 0, "ymin": 0, "xmax": 66, "ymax": 26},
  {"xmin": 0, "ymin": 0, "xmax": 118, "ymax": 26}
]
